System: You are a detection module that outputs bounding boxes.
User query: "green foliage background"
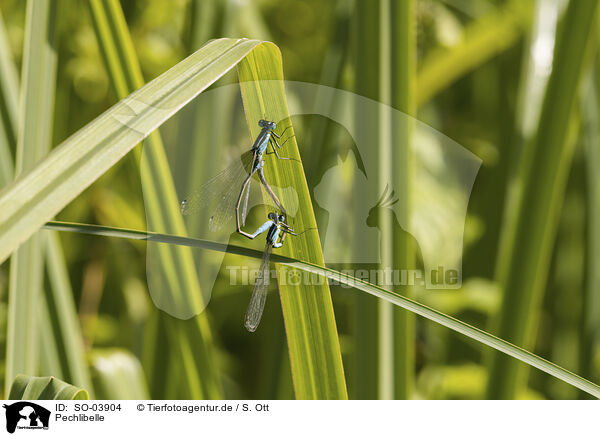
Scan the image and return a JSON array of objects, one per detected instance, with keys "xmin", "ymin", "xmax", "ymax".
[{"xmin": 0, "ymin": 0, "xmax": 598, "ymax": 400}]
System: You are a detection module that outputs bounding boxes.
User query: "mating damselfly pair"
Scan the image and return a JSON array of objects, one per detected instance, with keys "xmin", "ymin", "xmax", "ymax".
[{"xmin": 179, "ymin": 119, "xmax": 309, "ymax": 332}]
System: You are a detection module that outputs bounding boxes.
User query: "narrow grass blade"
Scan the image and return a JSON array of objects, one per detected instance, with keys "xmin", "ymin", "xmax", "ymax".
[
  {"xmin": 0, "ymin": 37, "xmax": 267, "ymax": 264},
  {"xmin": 417, "ymin": 0, "xmax": 532, "ymax": 106},
  {"xmin": 353, "ymin": 0, "xmax": 382, "ymax": 400},
  {"xmin": 166, "ymin": 317, "xmax": 223, "ymax": 399},
  {"xmin": 6, "ymin": 0, "xmax": 58, "ymax": 395},
  {"xmin": 90, "ymin": 0, "xmax": 203, "ymax": 317},
  {"xmin": 514, "ymin": 0, "xmax": 561, "ymax": 140},
  {"xmin": 304, "ymin": 0, "xmax": 352, "ymax": 191},
  {"xmin": 8, "ymin": 375, "xmax": 88, "ymax": 400},
  {"xmin": 0, "ymin": 10, "xmax": 18, "ymax": 186},
  {"xmin": 0, "ymin": 7, "xmax": 92, "ymax": 396},
  {"xmin": 580, "ymin": 71, "xmax": 600, "ymax": 394},
  {"xmin": 185, "ymin": 0, "xmax": 219, "ymax": 49},
  {"xmin": 90, "ymin": 349, "xmax": 150, "ymax": 400},
  {"xmin": 487, "ymin": 0, "xmax": 599, "ymax": 398},
  {"xmin": 390, "ymin": 0, "xmax": 416, "ymax": 400},
  {"xmin": 88, "ymin": 0, "xmax": 222, "ymax": 399},
  {"xmin": 141, "ymin": 310, "xmax": 170, "ymax": 399},
  {"xmin": 43, "ymin": 232, "xmax": 94, "ymax": 393},
  {"xmin": 40, "ymin": 221, "xmax": 600, "ymax": 398},
  {"xmin": 140, "ymin": 296, "xmax": 222, "ymax": 399},
  {"xmin": 237, "ymin": 45, "xmax": 348, "ymax": 399}
]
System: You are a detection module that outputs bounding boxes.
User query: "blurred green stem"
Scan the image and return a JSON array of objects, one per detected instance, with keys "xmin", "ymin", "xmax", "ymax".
[
  {"xmin": 0, "ymin": 3, "xmax": 92, "ymax": 395},
  {"xmin": 418, "ymin": 0, "xmax": 532, "ymax": 106},
  {"xmin": 6, "ymin": 0, "xmax": 58, "ymax": 394},
  {"xmin": 0, "ymin": 10, "xmax": 17, "ymax": 185},
  {"xmin": 88, "ymin": 0, "xmax": 222, "ymax": 399},
  {"xmin": 42, "ymin": 233, "xmax": 93, "ymax": 392},
  {"xmin": 390, "ymin": 0, "xmax": 416, "ymax": 400},
  {"xmin": 580, "ymin": 69, "xmax": 600, "ymax": 396},
  {"xmin": 353, "ymin": 0, "xmax": 381, "ymax": 400},
  {"xmin": 487, "ymin": 0, "xmax": 599, "ymax": 399},
  {"xmin": 41, "ymin": 220, "xmax": 600, "ymax": 398}
]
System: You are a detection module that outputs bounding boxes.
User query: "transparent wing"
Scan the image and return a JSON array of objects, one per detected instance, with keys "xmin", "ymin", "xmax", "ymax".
[
  {"xmin": 180, "ymin": 151, "xmax": 254, "ymax": 232},
  {"xmin": 244, "ymin": 243, "xmax": 273, "ymax": 332}
]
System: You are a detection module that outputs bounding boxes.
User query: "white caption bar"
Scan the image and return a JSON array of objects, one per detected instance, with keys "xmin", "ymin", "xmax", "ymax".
[{"xmin": 0, "ymin": 400, "xmax": 595, "ymax": 435}]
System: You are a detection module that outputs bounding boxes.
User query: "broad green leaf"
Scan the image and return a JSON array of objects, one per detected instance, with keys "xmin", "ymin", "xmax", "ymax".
[
  {"xmin": 0, "ymin": 38, "xmax": 265, "ymax": 264},
  {"xmin": 237, "ymin": 44, "xmax": 348, "ymax": 399},
  {"xmin": 8, "ymin": 375, "xmax": 88, "ymax": 400},
  {"xmin": 0, "ymin": 36, "xmax": 347, "ymax": 399},
  {"xmin": 41, "ymin": 221, "xmax": 600, "ymax": 398}
]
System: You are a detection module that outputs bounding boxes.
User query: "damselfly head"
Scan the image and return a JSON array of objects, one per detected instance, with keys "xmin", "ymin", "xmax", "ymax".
[
  {"xmin": 258, "ymin": 119, "xmax": 276, "ymax": 130},
  {"xmin": 267, "ymin": 211, "xmax": 278, "ymax": 221}
]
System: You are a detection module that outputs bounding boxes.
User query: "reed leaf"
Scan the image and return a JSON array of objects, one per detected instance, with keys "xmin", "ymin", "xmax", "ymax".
[
  {"xmin": 8, "ymin": 374, "xmax": 88, "ymax": 400},
  {"xmin": 0, "ymin": 36, "xmax": 347, "ymax": 399},
  {"xmin": 237, "ymin": 44, "xmax": 348, "ymax": 399},
  {"xmin": 579, "ymin": 70, "xmax": 600, "ymax": 396},
  {"xmin": 487, "ymin": 0, "xmax": 599, "ymax": 398},
  {"xmin": 0, "ymin": 10, "xmax": 17, "ymax": 186},
  {"xmin": 0, "ymin": 4, "xmax": 92, "ymax": 396},
  {"xmin": 88, "ymin": 0, "xmax": 222, "ymax": 399},
  {"xmin": 5, "ymin": 0, "xmax": 58, "ymax": 394},
  {"xmin": 40, "ymin": 221, "xmax": 600, "ymax": 398},
  {"xmin": 353, "ymin": 0, "xmax": 382, "ymax": 400},
  {"xmin": 418, "ymin": 0, "xmax": 532, "ymax": 106},
  {"xmin": 389, "ymin": 0, "xmax": 416, "ymax": 400},
  {"xmin": 42, "ymin": 233, "xmax": 93, "ymax": 393},
  {"xmin": 0, "ymin": 38, "xmax": 265, "ymax": 264}
]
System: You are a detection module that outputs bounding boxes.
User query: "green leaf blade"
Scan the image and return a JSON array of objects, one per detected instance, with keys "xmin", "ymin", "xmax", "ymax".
[
  {"xmin": 238, "ymin": 44, "xmax": 348, "ymax": 399},
  {"xmin": 8, "ymin": 375, "xmax": 89, "ymax": 400},
  {"xmin": 89, "ymin": 0, "xmax": 223, "ymax": 399},
  {"xmin": 41, "ymin": 221, "xmax": 600, "ymax": 398},
  {"xmin": 6, "ymin": 0, "xmax": 58, "ymax": 395},
  {"xmin": 487, "ymin": 0, "xmax": 600, "ymax": 399},
  {"xmin": 0, "ymin": 38, "xmax": 265, "ymax": 264}
]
